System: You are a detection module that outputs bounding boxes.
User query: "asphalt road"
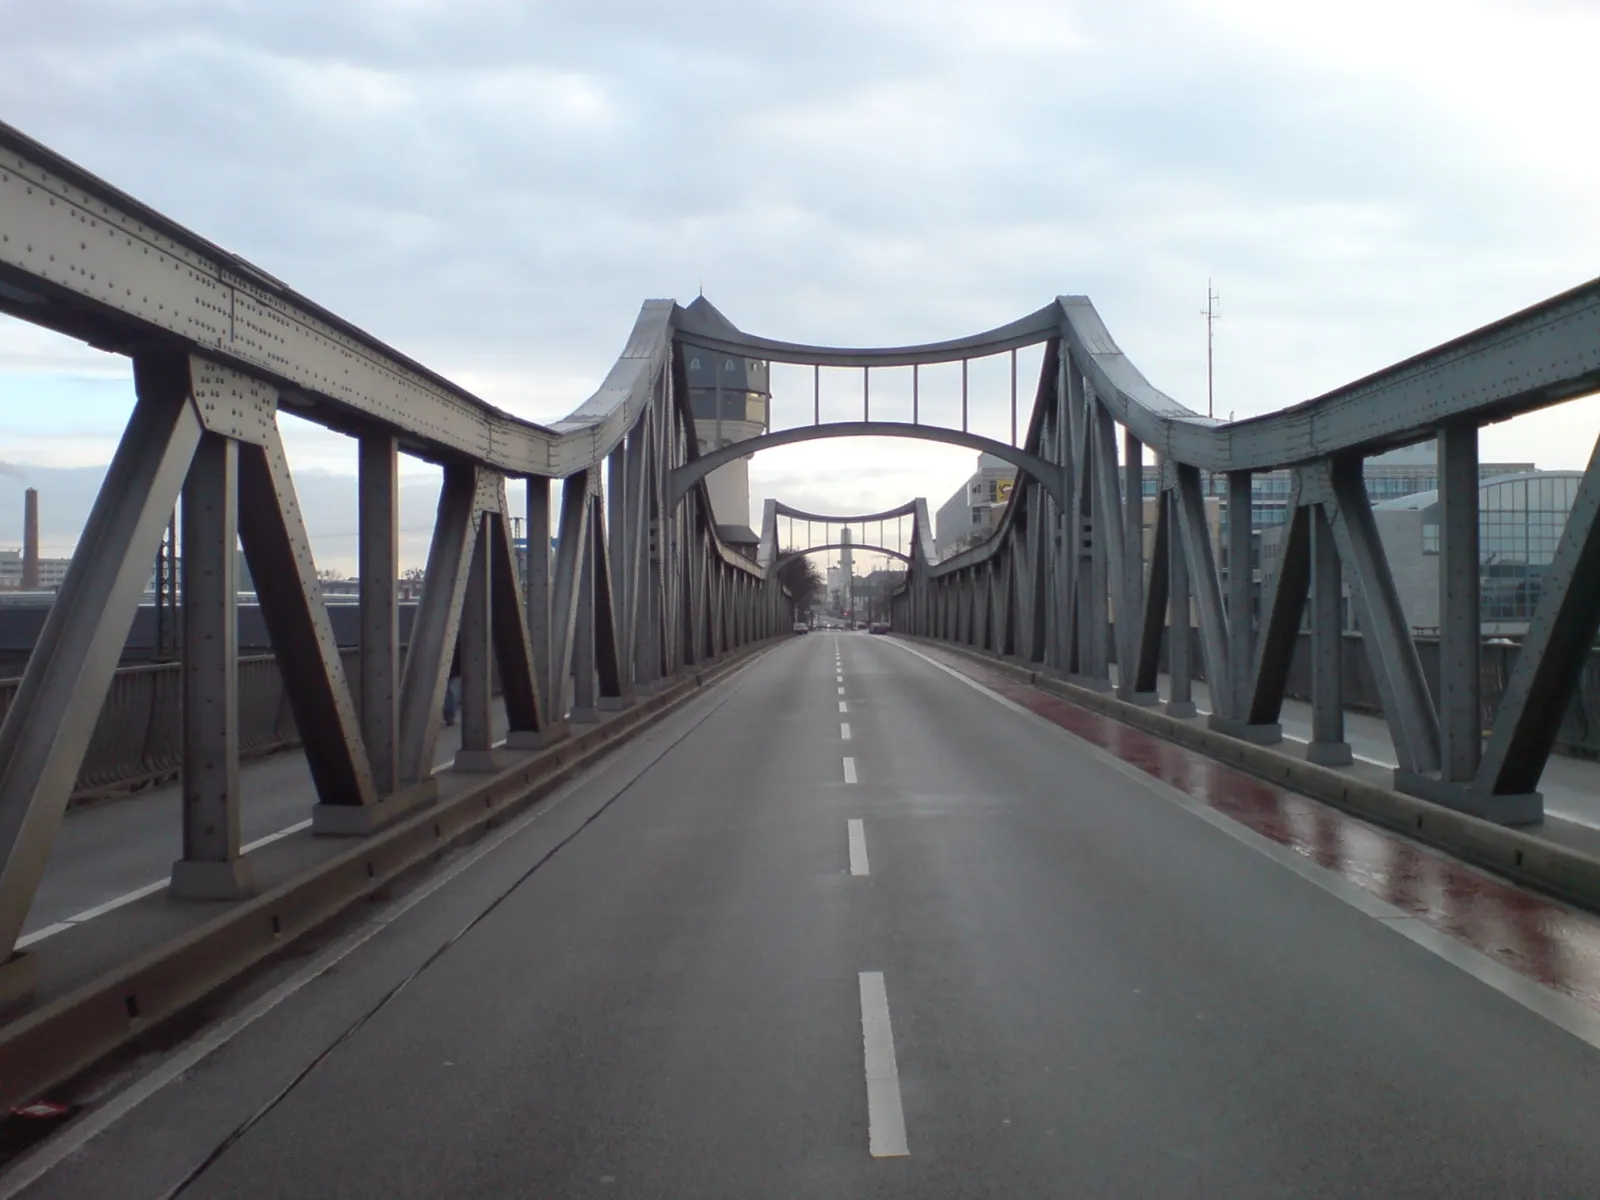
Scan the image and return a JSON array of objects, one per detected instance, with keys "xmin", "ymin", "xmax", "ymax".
[{"xmin": 15, "ymin": 633, "xmax": 1600, "ymax": 1198}]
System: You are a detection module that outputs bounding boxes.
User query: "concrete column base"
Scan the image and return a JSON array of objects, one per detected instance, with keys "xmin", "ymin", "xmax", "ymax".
[
  {"xmin": 0, "ymin": 951, "xmax": 36, "ymax": 1014},
  {"xmin": 597, "ymin": 695, "xmax": 630, "ymax": 712},
  {"xmin": 454, "ymin": 747, "xmax": 508, "ymax": 774},
  {"xmin": 169, "ymin": 856, "xmax": 256, "ymax": 901},
  {"xmin": 1394, "ymin": 771, "xmax": 1543, "ymax": 827},
  {"xmin": 1306, "ymin": 741, "xmax": 1354, "ymax": 767},
  {"xmin": 1208, "ymin": 716, "xmax": 1283, "ymax": 745},
  {"xmin": 313, "ymin": 779, "xmax": 438, "ymax": 837},
  {"xmin": 1070, "ymin": 674, "xmax": 1113, "ymax": 693},
  {"xmin": 1165, "ymin": 699, "xmax": 1199, "ymax": 719},
  {"xmin": 569, "ymin": 706, "xmax": 600, "ymax": 725},
  {"xmin": 1128, "ymin": 690, "xmax": 1162, "ymax": 708}
]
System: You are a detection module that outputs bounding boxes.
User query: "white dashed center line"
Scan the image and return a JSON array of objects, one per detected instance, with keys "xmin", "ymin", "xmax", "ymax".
[
  {"xmin": 842, "ymin": 757, "xmax": 858, "ymax": 784},
  {"xmin": 848, "ymin": 819, "xmax": 870, "ymax": 875},
  {"xmin": 841, "ymin": 722, "xmax": 853, "ymax": 740},
  {"xmin": 859, "ymin": 971, "xmax": 909, "ymax": 1157}
]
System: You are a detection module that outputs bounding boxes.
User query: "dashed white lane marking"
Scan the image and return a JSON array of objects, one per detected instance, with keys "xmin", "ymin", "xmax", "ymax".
[
  {"xmin": 843, "ymin": 757, "xmax": 858, "ymax": 784},
  {"xmin": 839, "ymin": 701, "xmax": 849, "ymax": 713},
  {"xmin": 841, "ymin": 722, "xmax": 853, "ymax": 740},
  {"xmin": 859, "ymin": 971, "xmax": 909, "ymax": 1157},
  {"xmin": 848, "ymin": 819, "xmax": 870, "ymax": 875},
  {"xmin": 13, "ymin": 735, "xmax": 505, "ymax": 948},
  {"xmin": 838, "ymin": 686, "xmax": 846, "ymax": 695}
]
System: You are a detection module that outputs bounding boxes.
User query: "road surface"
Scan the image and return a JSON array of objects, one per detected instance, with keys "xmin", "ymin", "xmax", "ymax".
[{"xmin": 12, "ymin": 633, "xmax": 1600, "ymax": 1198}]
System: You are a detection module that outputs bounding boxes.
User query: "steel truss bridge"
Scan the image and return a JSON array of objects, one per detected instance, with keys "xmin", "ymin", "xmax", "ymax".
[{"xmin": 4, "ymin": 120, "xmax": 1600, "ymax": 1187}]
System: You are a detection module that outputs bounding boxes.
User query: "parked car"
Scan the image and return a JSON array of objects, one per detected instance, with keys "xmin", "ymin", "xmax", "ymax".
[
  {"xmin": 792, "ymin": 621, "xmax": 809, "ymax": 634},
  {"xmin": 869, "ymin": 622, "xmax": 889, "ymax": 635}
]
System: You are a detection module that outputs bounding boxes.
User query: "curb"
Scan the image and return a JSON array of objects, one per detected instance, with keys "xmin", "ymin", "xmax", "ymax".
[
  {"xmin": 902, "ymin": 637, "xmax": 1600, "ymax": 917},
  {"xmin": 0, "ymin": 640, "xmax": 778, "ymax": 1112}
]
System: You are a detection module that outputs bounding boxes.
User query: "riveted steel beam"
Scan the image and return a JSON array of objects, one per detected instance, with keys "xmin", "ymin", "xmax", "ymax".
[
  {"xmin": 238, "ymin": 421, "xmax": 379, "ymax": 827},
  {"xmin": 0, "ymin": 354, "xmax": 201, "ymax": 958},
  {"xmin": 1314, "ymin": 457, "xmax": 1441, "ymax": 777},
  {"xmin": 171, "ymin": 431, "xmax": 253, "ymax": 900},
  {"xmin": 1476, "ymin": 431, "xmax": 1600, "ymax": 811},
  {"xmin": 397, "ymin": 465, "xmax": 479, "ymax": 788}
]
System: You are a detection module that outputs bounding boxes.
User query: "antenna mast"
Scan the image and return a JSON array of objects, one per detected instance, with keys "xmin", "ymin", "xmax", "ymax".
[{"xmin": 1201, "ymin": 280, "xmax": 1220, "ymax": 419}]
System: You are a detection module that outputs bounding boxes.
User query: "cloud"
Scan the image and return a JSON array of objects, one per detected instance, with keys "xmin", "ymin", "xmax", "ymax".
[{"xmin": 2, "ymin": 0, "xmax": 1597, "ymax": 556}]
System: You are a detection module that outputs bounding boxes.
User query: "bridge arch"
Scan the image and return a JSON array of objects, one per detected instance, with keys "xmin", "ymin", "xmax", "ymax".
[
  {"xmin": 775, "ymin": 543, "xmax": 911, "ymax": 567},
  {"xmin": 669, "ymin": 422, "xmax": 1062, "ymax": 510},
  {"xmin": 772, "ymin": 499, "xmax": 919, "ymax": 525}
]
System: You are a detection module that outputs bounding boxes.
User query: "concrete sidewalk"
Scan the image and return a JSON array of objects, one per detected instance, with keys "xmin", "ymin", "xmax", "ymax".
[{"xmin": 1117, "ymin": 669, "xmax": 1600, "ymax": 830}]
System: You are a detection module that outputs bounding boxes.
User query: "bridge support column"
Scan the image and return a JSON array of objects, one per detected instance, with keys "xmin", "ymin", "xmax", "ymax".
[
  {"xmin": 170, "ymin": 432, "xmax": 255, "ymax": 900},
  {"xmin": 571, "ymin": 505, "xmax": 599, "ymax": 723},
  {"xmin": 1130, "ymin": 483, "xmax": 1167, "ymax": 706},
  {"xmin": 1437, "ymin": 424, "xmax": 1482, "ymax": 785},
  {"xmin": 241, "ymin": 420, "xmax": 383, "ymax": 834},
  {"xmin": 455, "ymin": 516, "xmax": 504, "ymax": 772},
  {"xmin": 358, "ymin": 433, "xmax": 400, "ymax": 796},
  {"xmin": 1471, "ymin": 430, "xmax": 1600, "ymax": 822},
  {"xmin": 592, "ymin": 496, "xmax": 629, "ymax": 710},
  {"xmin": 1321, "ymin": 457, "xmax": 1441, "ymax": 779},
  {"xmin": 1120, "ymin": 429, "xmax": 1155, "ymax": 703},
  {"xmin": 1210, "ymin": 470, "xmax": 1254, "ymax": 732},
  {"xmin": 525, "ymin": 476, "xmax": 552, "ymax": 718},
  {"xmin": 1307, "ymin": 504, "xmax": 1352, "ymax": 766},
  {"xmin": 1165, "ymin": 489, "xmax": 1197, "ymax": 717}
]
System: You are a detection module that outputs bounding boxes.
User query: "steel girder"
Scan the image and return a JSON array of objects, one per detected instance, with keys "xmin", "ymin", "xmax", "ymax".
[
  {"xmin": 0, "ymin": 354, "xmax": 768, "ymax": 960},
  {"xmin": 871, "ymin": 287, "xmax": 1595, "ymax": 827}
]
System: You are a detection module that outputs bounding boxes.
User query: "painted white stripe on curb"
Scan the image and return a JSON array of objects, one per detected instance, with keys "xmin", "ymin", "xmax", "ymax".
[
  {"xmin": 848, "ymin": 819, "xmax": 870, "ymax": 875},
  {"xmin": 843, "ymin": 757, "xmax": 858, "ymax": 784},
  {"xmin": 859, "ymin": 971, "xmax": 909, "ymax": 1157}
]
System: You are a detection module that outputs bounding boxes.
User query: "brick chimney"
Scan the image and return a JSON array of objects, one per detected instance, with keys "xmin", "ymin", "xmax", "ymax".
[{"xmin": 22, "ymin": 487, "xmax": 39, "ymax": 591}]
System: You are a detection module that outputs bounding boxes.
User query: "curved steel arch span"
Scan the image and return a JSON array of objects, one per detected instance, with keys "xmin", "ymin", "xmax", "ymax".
[
  {"xmin": 776, "ymin": 543, "xmax": 911, "ymax": 567},
  {"xmin": 773, "ymin": 499, "xmax": 920, "ymax": 525},
  {"xmin": 670, "ymin": 422, "xmax": 1061, "ymax": 510}
]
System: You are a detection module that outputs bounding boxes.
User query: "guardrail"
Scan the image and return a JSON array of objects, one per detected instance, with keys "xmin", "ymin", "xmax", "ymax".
[{"xmin": 0, "ymin": 653, "xmax": 345, "ymax": 802}]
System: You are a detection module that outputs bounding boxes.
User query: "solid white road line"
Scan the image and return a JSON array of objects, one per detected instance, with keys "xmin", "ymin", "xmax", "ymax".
[
  {"xmin": 886, "ymin": 639, "xmax": 1600, "ymax": 1057},
  {"xmin": 11, "ymin": 733, "xmax": 508, "ymax": 948},
  {"xmin": 848, "ymin": 819, "xmax": 870, "ymax": 876},
  {"xmin": 839, "ymin": 701, "xmax": 849, "ymax": 713},
  {"xmin": 0, "ymin": 729, "xmax": 624, "ymax": 1200},
  {"xmin": 843, "ymin": 757, "xmax": 858, "ymax": 784},
  {"xmin": 859, "ymin": 971, "xmax": 909, "ymax": 1157},
  {"xmin": 841, "ymin": 722, "xmax": 853, "ymax": 740}
]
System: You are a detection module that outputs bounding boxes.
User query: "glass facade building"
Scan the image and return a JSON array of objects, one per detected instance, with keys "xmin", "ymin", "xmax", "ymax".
[{"xmin": 1419, "ymin": 472, "xmax": 1583, "ymax": 622}]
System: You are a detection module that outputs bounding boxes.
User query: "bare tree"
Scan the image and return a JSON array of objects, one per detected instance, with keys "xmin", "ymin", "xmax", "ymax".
[{"xmin": 777, "ymin": 550, "xmax": 825, "ymax": 614}]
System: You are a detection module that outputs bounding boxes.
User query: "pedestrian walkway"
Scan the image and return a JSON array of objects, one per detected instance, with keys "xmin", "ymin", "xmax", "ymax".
[{"xmin": 1108, "ymin": 669, "xmax": 1600, "ymax": 830}]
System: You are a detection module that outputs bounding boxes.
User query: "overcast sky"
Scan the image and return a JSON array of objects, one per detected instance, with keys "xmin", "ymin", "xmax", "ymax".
[{"xmin": 2, "ymin": 0, "xmax": 1597, "ymax": 573}]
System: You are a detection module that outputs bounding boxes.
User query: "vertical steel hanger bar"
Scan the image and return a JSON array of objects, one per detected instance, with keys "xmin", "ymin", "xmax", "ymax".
[{"xmin": 358, "ymin": 432, "xmax": 400, "ymax": 796}]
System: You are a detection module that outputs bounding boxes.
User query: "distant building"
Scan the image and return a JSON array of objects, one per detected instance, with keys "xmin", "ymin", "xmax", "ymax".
[
  {"xmin": 1259, "ymin": 469, "xmax": 1581, "ymax": 636},
  {"xmin": 0, "ymin": 548, "xmax": 70, "ymax": 591},
  {"xmin": 936, "ymin": 453, "xmax": 1016, "ymax": 559},
  {"xmin": 680, "ymin": 298, "xmax": 770, "ymax": 559}
]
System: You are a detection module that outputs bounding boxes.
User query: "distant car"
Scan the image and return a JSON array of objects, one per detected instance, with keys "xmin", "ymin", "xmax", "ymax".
[
  {"xmin": 869, "ymin": 622, "xmax": 889, "ymax": 635},
  {"xmin": 792, "ymin": 621, "xmax": 809, "ymax": 634}
]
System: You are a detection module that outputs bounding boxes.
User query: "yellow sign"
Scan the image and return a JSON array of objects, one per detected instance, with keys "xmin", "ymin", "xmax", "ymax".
[{"xmin": 996, "ymin": 479, "xmax": 1014, "ymax": 503}]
